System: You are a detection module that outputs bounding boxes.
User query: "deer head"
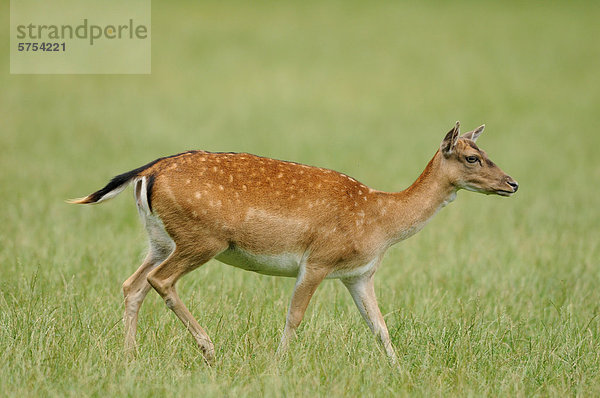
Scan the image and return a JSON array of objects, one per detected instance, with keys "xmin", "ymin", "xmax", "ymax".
[{"xmin": 440, "ymin": 122, "xmax": 519, "ymax": 196}]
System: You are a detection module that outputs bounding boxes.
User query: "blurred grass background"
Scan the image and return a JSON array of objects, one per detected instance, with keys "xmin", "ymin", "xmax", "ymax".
[{"xmin": 1, "ymin": 1, "xmax": 599, "ymax": 396}]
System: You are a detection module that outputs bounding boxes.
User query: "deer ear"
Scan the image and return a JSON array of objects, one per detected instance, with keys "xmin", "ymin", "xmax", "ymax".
[
  {"xmin": 461, "ymin": 124, "xmax": 485, "ymax": 142},
  {"xmin": 440, "ymin": 121, "xmax": 460, "ymax": 156}
]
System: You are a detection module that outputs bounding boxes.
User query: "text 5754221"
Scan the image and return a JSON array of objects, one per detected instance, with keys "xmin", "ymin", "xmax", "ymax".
[{"xmin": 18, "ymin": 42, "xmax": 66, "ymax": 52}]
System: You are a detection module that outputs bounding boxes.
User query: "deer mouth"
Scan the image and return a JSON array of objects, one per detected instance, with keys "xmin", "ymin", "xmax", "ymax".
[
  {"xmin": 495, "ymin": 189, "xmax": 514, "ymax": 197},
  {"xmin": 495, "ymin": 179, "xmax": 519, "ymax": 197}
]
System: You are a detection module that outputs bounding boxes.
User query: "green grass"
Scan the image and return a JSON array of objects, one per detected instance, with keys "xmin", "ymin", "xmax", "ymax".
[{"xmin": 1, "ymin": 1, "xmax": 600, "ymax": 396}]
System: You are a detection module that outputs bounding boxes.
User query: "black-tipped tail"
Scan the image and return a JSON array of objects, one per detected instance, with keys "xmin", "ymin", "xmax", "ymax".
[
  {"xmin": 66, "ymin": 172, "xmax": 134, "ymax": 204},
  {"xmin": 67, "ymin": 151, "xmax": 199, "ymax": 205},
  {"xmin": 67, "ymin": 158, "xmax": 164, "ymax": 205}
]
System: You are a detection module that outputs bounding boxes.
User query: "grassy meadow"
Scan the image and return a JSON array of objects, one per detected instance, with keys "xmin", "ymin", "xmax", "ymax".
[{"xmin": 1, "ymin": 1, "xmax": 600, "ymax": 396}]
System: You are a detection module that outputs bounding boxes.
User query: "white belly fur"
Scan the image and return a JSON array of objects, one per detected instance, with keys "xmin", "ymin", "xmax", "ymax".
[
  {"xmin": 215, "ymin": 246, "xmax": 379, "ymax": 280},
  {"xmin": 215, "ymin": 247, "xmax": 303, "ymax": 277},
  {"xmin": 327, "ymin": 257, "xmax": 379, "ymax": 279}
]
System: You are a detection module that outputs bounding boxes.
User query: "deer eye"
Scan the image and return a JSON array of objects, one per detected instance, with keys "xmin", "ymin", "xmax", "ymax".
[{"xmin": 466, "ymin": 155, "xmax": 479, "ymax": 164}]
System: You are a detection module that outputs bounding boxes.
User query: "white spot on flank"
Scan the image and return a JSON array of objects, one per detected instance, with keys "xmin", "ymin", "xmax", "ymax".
[
  {"xmin": 186, "ymin": 179, "xmax": 191, "ymax": 185},
  {"xmin": 277, "ymin": 172, "xmax": 283, "ymax": 178},
  {"xmin": 219, "ymin": 185, "xmax": 224, "ymax": 191},
  {"xmin": 213, "ymin": 166, "xmax": 218, "ymax": 172},
  {"xmin": 229, "ymin": 175, "xmax": 234, "ymax": 183},
  {"xmin": 195, "ymin": 192, "xmax": 202, "ymax": 199},
  {"xmin": 242, "ymin": 185, "xmax": 247, "ymax": 191}
]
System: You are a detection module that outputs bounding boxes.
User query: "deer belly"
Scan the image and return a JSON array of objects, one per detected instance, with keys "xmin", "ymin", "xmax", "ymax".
[{"xmin": 215, "ymin": 246, "xmax": 302, "ymax": 278}]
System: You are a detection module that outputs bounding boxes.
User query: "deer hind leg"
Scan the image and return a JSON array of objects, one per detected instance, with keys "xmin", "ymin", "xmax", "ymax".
[
  {"xmin": 146, "ymin": 242, "xmax": 225, "ymax": 365},
  {"xmin": 277, "ymin": 264, "xmax": 329, "ymax": 356},
  {"xmin": 122, "ymin": 249, "xmax": 169, "ymax": 354},
  {"xmin": 123, "ymin": 186, "xmax": 175, "ymax": 354},
  {"xmin": 342, "ymin": 275, "xmax": 397, "ymax": 364}
]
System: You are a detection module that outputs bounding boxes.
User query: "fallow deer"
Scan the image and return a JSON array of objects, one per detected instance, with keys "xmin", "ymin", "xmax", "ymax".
[{"xmin": 69, "ymin": 122, "xmax": 518, "ymax": 364}]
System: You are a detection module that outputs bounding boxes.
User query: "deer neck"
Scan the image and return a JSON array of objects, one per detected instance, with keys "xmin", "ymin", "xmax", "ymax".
[{"xmin": 379, "ymin": 152, "xmax": 457, "ymax": 244}]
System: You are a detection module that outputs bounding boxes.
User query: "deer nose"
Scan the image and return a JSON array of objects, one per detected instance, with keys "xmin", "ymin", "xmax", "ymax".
[{"xmin": 507, "ymin": 179, "xmax": 519, "ymax": 192}]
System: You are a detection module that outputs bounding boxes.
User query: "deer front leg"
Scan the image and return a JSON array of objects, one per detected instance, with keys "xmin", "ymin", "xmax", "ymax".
[
  {"xmin": 277, "ymin": 265, "xmax": 329, "ymax": 356},
  {"xmin": 342, "ymin": 275, "xmax": 397, "ymax": 363}
]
